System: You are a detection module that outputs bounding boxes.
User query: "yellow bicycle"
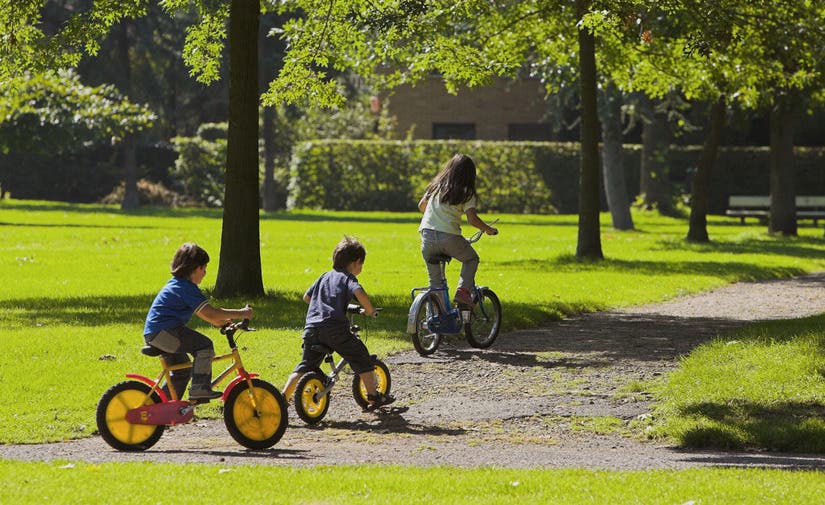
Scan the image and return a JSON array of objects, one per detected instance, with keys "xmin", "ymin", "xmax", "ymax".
[{"xmin": 96, "ymin": 320, "xmax": 288, "ymax": 451}]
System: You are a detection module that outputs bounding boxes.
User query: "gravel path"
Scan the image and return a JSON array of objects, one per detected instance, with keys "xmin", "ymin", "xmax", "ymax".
[{"xmin": 4, "ymin": 274, "xmax": 825, "ymax": 470}]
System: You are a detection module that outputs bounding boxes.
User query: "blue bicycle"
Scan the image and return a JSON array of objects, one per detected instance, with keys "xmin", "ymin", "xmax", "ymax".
[{"xmin": 406, "ymin": 220, "xmax": 502, "ymax": 355}]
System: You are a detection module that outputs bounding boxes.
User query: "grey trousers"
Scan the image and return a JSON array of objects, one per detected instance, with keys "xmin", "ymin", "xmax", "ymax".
[
  {"xmin": 145, "ymin": 325, "xmax": 215, "ymax": 396},
  {"xmin": 420, "ymin": 228, "xmax": 479, "ymax": 292}
]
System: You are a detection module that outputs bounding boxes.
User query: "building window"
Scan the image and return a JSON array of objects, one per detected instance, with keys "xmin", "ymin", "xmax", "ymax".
[
  {"xmin": 433, "ymin": 123, "xmax": 476, "ymax": 140},
  {"xmin": 508, "ymin": 123, "xmax": 553, "ymax": 141}
]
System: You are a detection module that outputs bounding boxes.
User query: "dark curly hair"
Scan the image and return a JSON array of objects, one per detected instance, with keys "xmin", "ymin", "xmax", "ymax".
[
  {"xmin": 332, "ymin": 236, "xmax": 366, "ymax": 271},
  {"xmin": 170, "ymin": 242, "xmax": 209, "ymax": 279}
]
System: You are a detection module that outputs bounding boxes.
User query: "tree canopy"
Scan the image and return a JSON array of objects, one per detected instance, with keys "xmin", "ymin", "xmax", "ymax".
[{"xmin": 0, "ymin": 68, "xmax": 154, "ymax": 154}]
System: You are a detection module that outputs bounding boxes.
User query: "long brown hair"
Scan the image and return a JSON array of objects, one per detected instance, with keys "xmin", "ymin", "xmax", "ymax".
[{"xmin": 425, "ymin": 153, "xmax": 477, "ymax": 206}]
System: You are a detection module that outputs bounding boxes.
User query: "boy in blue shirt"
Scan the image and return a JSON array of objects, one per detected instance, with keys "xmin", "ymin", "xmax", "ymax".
[
  {"xmin": 143, "ymin": 243, "xmax": 253, "ymax": 401},
  {"xmin": 283, "ymin": 236, "xmax": 395, "ymax": 410}
]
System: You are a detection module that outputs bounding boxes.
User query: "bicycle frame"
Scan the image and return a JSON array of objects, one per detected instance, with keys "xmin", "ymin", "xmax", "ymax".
[
  {"xmin": 408, "ymin": 218, "xmax": 499, "ymax": 336},
  {"xmin": 408, "ymin": 282, "xmax": 493, "ymax": 336},
  {"xmin": 308, "ymin": 306, "xmax": 374, "ymax": 400},
  {"xmin": 126, "ymin": 328, "xmax": 260, "ymax": 406}
]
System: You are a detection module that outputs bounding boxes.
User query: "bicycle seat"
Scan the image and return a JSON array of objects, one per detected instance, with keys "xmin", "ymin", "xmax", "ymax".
[
  {"xmin": 426, "ymin": 254, "xmax": 452, "ymax": 264},
  {"xmin": 140, "ymin": 345, "xmax": 165, "ymax": 357},
  {"xmin": 309, "ymin": 343, "xmax": 334, "ymax": 355}
]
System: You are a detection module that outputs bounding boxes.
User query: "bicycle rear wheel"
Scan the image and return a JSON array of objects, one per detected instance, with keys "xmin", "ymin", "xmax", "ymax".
[
  {"xmin": 96, "ymin": 380, "xmax": 165, "ymax": 451},
  {"xmin": 352, "ymin": 359, "xmax": 392, "ymax": 410},
  {"xmin": 465, "ymin": 288, "xmax": 502, "ymax": 348},
  {"xmin": 410, "ymin": 293, "xmax": 442, "ymax": 355},
  {"xmin": 223, "ymin": 378, "xmax": 288, "ymax": 449}
]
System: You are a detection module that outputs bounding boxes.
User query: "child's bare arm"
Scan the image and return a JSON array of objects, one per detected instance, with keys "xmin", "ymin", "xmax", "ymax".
[
  {"xmin": 197, "ymin": 303, "xmax": 253, "ymax": 327},
  {"xmin": 466, "ymin": 208, "xmax": 498, "ymax": 235},
  {"xmin": 418, "ymin": 194, "xmax": 429, "ymax": 212},
  {"xmin": 354, "ymin": 288, "xmax": 377, "ymax": 316}
]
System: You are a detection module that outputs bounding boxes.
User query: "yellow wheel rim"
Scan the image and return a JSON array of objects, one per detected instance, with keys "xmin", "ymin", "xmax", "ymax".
[
  {"xmin": 230, "ymin": 386, "xmax": 282, "ymax": 441},
  {"xmin": 298, "ymin": 378, "xmax": 328, "ymax": 419},
  {"xmin": 357, "ymin": 367, "xmax": 389, "ymax": 401},
  {"xmin": 105, "ymin": 388, "xmax": 158, "ymax": 445}
]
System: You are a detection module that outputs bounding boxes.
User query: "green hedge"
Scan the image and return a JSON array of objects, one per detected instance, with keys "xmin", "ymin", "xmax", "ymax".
[
  {"xmin": 288, "ymin": 140, "xmax": 558, "ymax": 213},
  {"xmin": 287, "ymin": 140, "xmax": 825, "ymax": 214}
]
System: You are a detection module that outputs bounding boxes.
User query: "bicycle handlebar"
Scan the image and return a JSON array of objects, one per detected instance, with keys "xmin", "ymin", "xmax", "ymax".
[
  {"xmin": 347, "ymin": 304, "xmax": 382, "ymax": 317},
  {"xmin": 220, "ymin": 318, "xmax": 252, "ymax": 334},
  {"xmin": 467, "ymin": 218, "xmax": 500, "ymax": 244}
]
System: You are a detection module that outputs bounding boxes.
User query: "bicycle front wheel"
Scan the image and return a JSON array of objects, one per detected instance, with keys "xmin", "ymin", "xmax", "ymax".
[
  {"xmin": 223, "ymin": 378, "xmax": 288, "ymax": 449},
  {"xmin": 294, "ymin": 371, "xmax": 330, "ymax": 425},
  {"xmin": 352, "ymin": 359, "xmax": 392, "ymax": 410},
  {"xmin": 96, "ymin": 380, "xmax": 165, "ymax": 451},
  {"xmin": 465, "ymin": 288, "xmax": 502, "ymax": 348},
  {"xmin": 410, "ymin": 293, "xmax": 442, "ymax": 355}
]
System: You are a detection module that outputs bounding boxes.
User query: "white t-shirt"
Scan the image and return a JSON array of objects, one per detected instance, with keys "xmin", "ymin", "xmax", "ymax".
[{"xmin": 418, "ymin": 190, "xmax": 477, "ymax": 235}]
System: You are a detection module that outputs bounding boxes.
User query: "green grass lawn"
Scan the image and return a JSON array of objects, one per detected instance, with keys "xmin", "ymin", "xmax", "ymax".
[
  {"xmin": 2, "ymin": 199, "xmax": 825, "ymax": 443},
  {"xmin": 3, "ymin": 200, "xmax": 825, "ymax": 503},
  {"xmin": 649, "ymin": 314, "xmax": 825, "ymax": 452},
  {"xmin": 1, "ymin": 461, "xmax": 824, "ymax": 504}
]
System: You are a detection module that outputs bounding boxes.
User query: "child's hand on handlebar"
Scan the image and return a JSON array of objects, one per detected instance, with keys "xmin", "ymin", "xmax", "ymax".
[
  {"xmin": 241, "ymin": 304, "xmax": 254, "ymax": 319},
  {"xmin": 486, "ymin": 226, "xmax": 498, "ymax": 235},
  {"xmin": 360, "ymin": 307, "xmax": 382, "ymax": 318}
]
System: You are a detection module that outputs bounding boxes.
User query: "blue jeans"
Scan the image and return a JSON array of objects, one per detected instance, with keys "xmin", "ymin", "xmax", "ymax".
[{"xmin": 420, "ymin": 228, "xmax": 479, "ymax": 292}]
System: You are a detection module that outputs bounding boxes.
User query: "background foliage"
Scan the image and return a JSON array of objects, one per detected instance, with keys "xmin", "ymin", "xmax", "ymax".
[{"xmin": 285, "ymin": 140, "xmax": 825, "ymax": 214}]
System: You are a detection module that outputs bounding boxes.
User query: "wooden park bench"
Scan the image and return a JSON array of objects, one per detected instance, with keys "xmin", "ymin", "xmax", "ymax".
[{"xmin": 726, "ymin": 195, "xmax": 825, "ymax": 225}]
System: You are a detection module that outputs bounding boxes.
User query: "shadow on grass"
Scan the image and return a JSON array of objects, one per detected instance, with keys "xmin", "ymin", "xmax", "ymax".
[
  {"xmin": 3, "ymin": 291, "xmax": 421, "ymax": 347},
  {"xmin": 676, "ymin": 400, "xmax": 825, "ymax": 453},
  {"xmin": 1, "ymin": 202, "xmax": 225, "ymax": 219},
  {"xmin": 263, "ymin": 211, "xmax": 421, "ymax": 225},
  {"xmin": 499, "ymin": 255, "xmax": 807, "ymax": 280},
  {"xmin": 0, "ymin": 221, "xmax": 158, "ymax": 230},
  {"xmin": 655, "ymin": 235, "xmax": 825, "ymax": 260}
]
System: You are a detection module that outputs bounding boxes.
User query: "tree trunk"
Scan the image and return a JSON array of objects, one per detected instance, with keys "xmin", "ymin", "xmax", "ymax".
[
  {"xmin": 575, "ymin": 1, "xmax": 603, "ymax": 260},
  {"xmin": 599, "ymin": 81, "xmax": 633, "ymax": 231},
  {"xmin": 686, "ymin": 97, "xmax": 726, "ymax": 243},
  {"xmin": 639, "ymin": 94, "xmax": 672, "ymax": 215},
  {"xmin": 116, "ymin": 19, "xmax": 140, "ymax": 210},
  {"xmin": 214, "ymin": 0, "xmax": 264, "ymax": 298},
  {"xmin": 121, "ymin": 134, "xmax": 139, "ymax": 209},
  {"xmin": 769, "ymin": 100, "xmax": 797, "ymax": 236},
  {"xmin": 261, "ymin": 106, "xmax": 278, "ymax": 212}
]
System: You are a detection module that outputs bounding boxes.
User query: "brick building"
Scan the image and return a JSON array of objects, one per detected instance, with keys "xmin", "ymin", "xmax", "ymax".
[{"xmin": 384, "ymin": 76, "xmax": 555, "ymax": 141}]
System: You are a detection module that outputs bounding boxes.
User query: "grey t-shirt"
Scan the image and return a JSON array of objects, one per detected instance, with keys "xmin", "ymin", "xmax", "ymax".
[{"xmin": 304, "ymin": 269, "xmax": 362, "ymax": 329}]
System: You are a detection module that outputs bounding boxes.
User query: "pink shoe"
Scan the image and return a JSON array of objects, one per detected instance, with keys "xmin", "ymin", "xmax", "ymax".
[{"xmin": 453, "ymin": 287, "xmax": 474, "ymax": 308}]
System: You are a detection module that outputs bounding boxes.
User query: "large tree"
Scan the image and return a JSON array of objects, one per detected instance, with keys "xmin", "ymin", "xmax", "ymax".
[
  {"xmin": 267, "ymin": 0, "xmax": 652, "ymax": 260},
  {"xmin": 2, "ymin": 0, "xmax": 265, "ymax": 296},
  {"xmin": 626, "ymin": 0, "xmax": 825, "ymax": 239}
]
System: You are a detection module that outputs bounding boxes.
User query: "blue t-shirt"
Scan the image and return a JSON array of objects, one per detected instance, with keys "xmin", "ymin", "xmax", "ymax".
[
  {"xmin": 304, "ymin": 270, "xmax": 362, "ymax": 329},
  {"xmin": 143, "ymin": 277, "xmax": 208, "ymax": 336}
]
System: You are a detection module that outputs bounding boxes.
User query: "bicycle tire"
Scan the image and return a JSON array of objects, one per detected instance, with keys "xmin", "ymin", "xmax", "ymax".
[
  {"xmin": 223, "ymin": 378, "xmax": 288, "ymax": 449},
  {"xmin": 96, "ymin": 380, "xmax": 165, "ymax": 451},
  {"xmin": 294, "ymin": 371, "xmax": 330, "ymax": 425},
  {"xmin": 465, "ymin": 288, "xmax": 502, "ymax": 349},
  {"xmin": 352, "ymin": 359, "xmax": 392, "ymax": 410},
  {"xmin": 410, "ymin": 292, "xmax": 442, "ymax": 355}
]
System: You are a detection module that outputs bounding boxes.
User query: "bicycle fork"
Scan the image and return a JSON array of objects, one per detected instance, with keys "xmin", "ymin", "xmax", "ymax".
[{"xmin": 313, "ymin": 355, "xmax": 346, "ymax": 402}]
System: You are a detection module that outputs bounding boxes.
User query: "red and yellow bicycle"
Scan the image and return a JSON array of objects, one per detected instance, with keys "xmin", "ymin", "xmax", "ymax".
[{"xmin": 96, "ymin": 319, "xmax": 288, "ymax": 451}]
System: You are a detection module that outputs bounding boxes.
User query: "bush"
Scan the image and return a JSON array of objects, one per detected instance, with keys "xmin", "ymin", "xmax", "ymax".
[
  {"xmin": 287, "ymin": 140, "xmax": 825, "ymax": 214},
  {"xmin": 169, "ymin": 123, "xmax": 227, "ymax": 207},
  {"xmin": 287, "ymin": 140, "xmax": 557, "ymax": 213},
  {"xmin": 99, "ymin": 179, "xmax": 194, "ymax": 207}
]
